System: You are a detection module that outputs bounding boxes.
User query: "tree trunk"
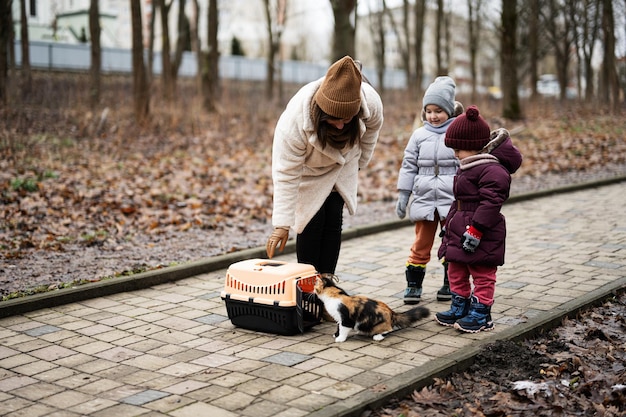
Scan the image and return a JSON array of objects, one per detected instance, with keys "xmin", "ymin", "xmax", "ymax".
[
  {"xmin": 7, "ymin": 1, "xmax": 15, "ymax": 74},
  {"xmin": 263, "ymin": 0, "xmax": 286, "ymax": 101},
  {"xmin": 171, "ymin": 0, "xmax": 187, "ymax": 86},
  {"xmin": 443, "ymin": 3, "xmax": 451, "ymax": 75},
  {"xmin": 401, "ymin": 0, "xmax": 414, "ymax": 94},
  {"xmin": 413, "ymin": 0, "xmax": 425, "ymax": 100},
  {"xmin": 0, "ymin": 0, "xmax": 10, "ymax": 105},
  {"xmin": 130, "ymin": 0, "xmax": 149, "ymax": 122},
  {"xmin": 569, "ymin": 0, "xmax": 582, "ymax": 101},
  {"xmin": 581, "ymin": 0, "xmax": 600, "ymax": 101},
  {"xmin": 330, "ymin": 0, "xmax": 356, "ymax": 62},
  {"xmin": 89, "ymin": 0, "xmax": 101, "ymax": 108},
  {"xmin": 467, "ymin": 0, "xmax": 482, "ymax": 102},
  {"xmin": 157, "ymin": 0, "xmax": 174, "ymax": 100},
  {"xmin": 147, "ymin": 0, "xmax": 156, "ymax": 86},
  {"xmin": 501, "ymin": 0, "xmax": 522, "ymax": 120},
  {"xmin": 190, "ymin": 0, "xmax": 201, "ymax": 93},
  {"xmin": 599, "ymin": 0, "xmax": 620, "ymax": 111},
  {"xmin": 436, "ymin": 0, "xmax": 444, "ymax": 75},
  {"xmin": 528, "ymin": 0, "xmax": 539, "ymax": 99},
  {"xmin": 557, "ymin": 0, "xmax": 574, "ymax": 101},
  {"xmin": 263, "ymin": 0, "xmax": 275, "ymax": 100},
  {"xmin": 542, "ymin": 0, "xmax": 573, "ymax": 101},
  {"xmin": 20, "ymin": 0, "xmax": 31, "ymax": 92},
  {"xmin": 202, "ymin": 0, "xmax": 218, "ymax": 112},
  {"xmin": 276, "ymin": 0, "xmax": 286, "ymax": 102},
  {"xmin": 368, "ymin": 4, "xmax": 385, "ymax": 92},
  {"xmin": 383, "ymin": 0, "xmax": 412, "ymax": 95}
]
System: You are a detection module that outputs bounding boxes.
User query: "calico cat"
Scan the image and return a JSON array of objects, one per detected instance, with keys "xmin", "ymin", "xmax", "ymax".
[{"xmin": 314, "ymin": 274, "xmax": 430, "ymax": 342}]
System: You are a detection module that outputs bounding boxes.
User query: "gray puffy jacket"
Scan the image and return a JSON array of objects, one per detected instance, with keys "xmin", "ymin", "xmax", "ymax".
[{"xmin": 396, "ymin": 118, "xmax": 459, "ymax": 222}]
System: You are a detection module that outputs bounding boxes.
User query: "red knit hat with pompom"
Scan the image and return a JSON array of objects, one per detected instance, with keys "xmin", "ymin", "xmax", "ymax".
[{"xmin": 445, "ymin": 105, "xmax": 491, "ymax": 150}]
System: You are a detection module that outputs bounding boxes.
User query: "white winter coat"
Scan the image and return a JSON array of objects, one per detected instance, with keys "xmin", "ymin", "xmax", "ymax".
[
  {"xmin": 271, "ymin": 77, "xmax": 384, "ymax": 234},
  {"xmin": 396, "ymin": 119, "xmax": 458, "ymax": 222}
]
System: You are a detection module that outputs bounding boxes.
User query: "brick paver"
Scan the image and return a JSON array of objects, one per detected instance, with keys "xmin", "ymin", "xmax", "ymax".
[{"xmin": 1, "ymin": 182, "xmax": 625, "ymax": 417}]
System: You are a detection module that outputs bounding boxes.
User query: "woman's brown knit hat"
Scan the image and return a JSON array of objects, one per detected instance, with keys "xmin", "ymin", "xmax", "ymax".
[
  {"xmin": 314, "ymin": 56, "xmax": 362, "ymax": 119},
  {"xmin": 445, "ymin": 105, "xmax": 491, "ymax": 150}
]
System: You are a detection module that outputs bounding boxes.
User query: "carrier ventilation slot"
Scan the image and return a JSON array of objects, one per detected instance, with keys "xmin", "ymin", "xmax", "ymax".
[{"xmin": 225, "ymin": 276, "xmax": 287, "ymax": 295}]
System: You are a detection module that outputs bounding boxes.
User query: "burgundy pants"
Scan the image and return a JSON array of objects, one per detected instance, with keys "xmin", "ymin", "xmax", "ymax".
[{"xmin": 447, "ymin": 261, "xmax": 497, "ymax": 306}]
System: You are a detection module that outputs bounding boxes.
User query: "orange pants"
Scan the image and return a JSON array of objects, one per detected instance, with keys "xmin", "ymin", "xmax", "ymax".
[{"xmin": 407, "ymin": 213, "xmax": 445, "ymax": 266}]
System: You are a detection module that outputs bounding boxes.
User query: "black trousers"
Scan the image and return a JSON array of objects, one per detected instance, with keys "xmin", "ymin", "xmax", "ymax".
[{"xmin": 296, "ymin": 192, "xmax": 344, "ymax": 274}]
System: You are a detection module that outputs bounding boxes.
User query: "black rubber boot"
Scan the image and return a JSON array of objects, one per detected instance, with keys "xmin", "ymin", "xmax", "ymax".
[
  {"xmin": 403, "ymin": 265, "xmax": 425, "ymax": 305},
  {"xmin": 436, "ymin": 262, "xmax": 452, "ymax": 301}
]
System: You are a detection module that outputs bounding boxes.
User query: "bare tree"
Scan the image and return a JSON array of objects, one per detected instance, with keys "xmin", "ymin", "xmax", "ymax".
[
  {"xmin": 622, "ymin": 0, "xmax": 626, "ymax": 101},
  {"xmin": 147, "ymin": 0, "xmax": 156, "ymax": 86},
  {"xmin": 518, "ymin": 0, "xmax": 553, "ymax": 99},
  {"xmin": 0, "ymin": 0, "xmax": 10, "ymax": 105},
  {"xmin": 330, "ymin": 0, "xmax": 357, "ymax": 61},
  {"xmin": 19, "ymin": 0, "xmax": 30, "ymax": 93},
  {"xmin": 130, "ymin": 0, "xmax": 150, "ymax": 122},
  {"xmin": 599, "ymin": 0, "xmax": 621, "ymax": 111},
  {"xmin": 366, "ymin": 0, "xmax": 386, "ymax": 92},
  {"xmin": 570, "ymin": 0, "xmax": 600, "ymax": 101},
  {"xmin": 435, "ymin": 0, "xmax": 447, "ymax": 75},
  {"xmin": 401, "ymin": 0, "xmax": 411, "ymax": 85},
  {"xmin": 501, "ymin": 0, "xmax": 522, "ymax": 119},
  {"xmin": 89, "ymin": 0, "xmax": 101, "ymax": 108},
  {"xmin": 157, "ymin": 0, "xmax": 174, "ymax": 99},
  {"xmin": 190, "ymin": 0, "xmax": 201, "ymax": 92},
  {"xmin": 201, "ymin": 0, "xmax": 219, "ymax": 112},
  {"xmin": 467, "ymin": 0, "xmax": 483, "ymax": 102},
  {"xmin": 528, "ymin": 0, "xmax": 539, "ymax": 99},
  {"xmin": 382, "ymin": 0, "xmax": 415, "ymax": 94},
  {"xmin": 541, "ymin": 0, "xmax": 576, "ymax": 101},
  {"xmin": 7, "ymin": 0, "xmax": 15, "ymax": 74},
  {"xmin": 263, "ymin": 0, "xmax": 287, "ymax": 101},
  {"xmin": 170, "ymin": 0, "xmax": 188, "ymax": 88},
  {"xmin": 413, "ymin": 0, "xmax": 426, "ymax": 99}
]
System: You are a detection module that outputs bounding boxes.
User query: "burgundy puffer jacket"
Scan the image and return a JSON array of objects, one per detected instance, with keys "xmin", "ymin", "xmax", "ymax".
[{"xmin": 438, "ymin": 128, "xmax": 523, "ymax": 266}]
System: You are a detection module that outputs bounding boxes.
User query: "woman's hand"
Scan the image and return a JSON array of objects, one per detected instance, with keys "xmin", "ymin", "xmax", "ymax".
[{"xmin": 266, "ymin": 227, "xmax": 290, "ymax": 258}]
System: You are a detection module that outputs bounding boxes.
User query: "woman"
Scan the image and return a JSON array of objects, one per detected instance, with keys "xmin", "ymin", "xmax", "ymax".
[{"xmin": 266, "ymin": 56, "xmax": 384, "ymax": 274}]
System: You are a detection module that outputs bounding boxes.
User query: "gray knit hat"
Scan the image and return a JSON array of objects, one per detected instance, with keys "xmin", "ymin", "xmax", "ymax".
[{"xmin": 423, "ymin": 76, "xmax": 456, "ymax": 117}]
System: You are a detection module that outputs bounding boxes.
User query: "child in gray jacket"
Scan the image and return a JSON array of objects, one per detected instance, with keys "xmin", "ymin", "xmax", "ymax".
[{"xmin": 396, "ymin": 76, "xmax": 462, "ymax": 304}]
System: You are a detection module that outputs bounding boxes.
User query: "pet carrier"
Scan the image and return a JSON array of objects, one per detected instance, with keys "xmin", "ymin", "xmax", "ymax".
[{"xmin": 220, "ymin": 258, "xmax": 323, "ymax": 335}]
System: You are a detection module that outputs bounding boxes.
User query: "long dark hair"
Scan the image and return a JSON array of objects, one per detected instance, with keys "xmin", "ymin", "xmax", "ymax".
[{"xmin": 311, "ymin": 103, "xmax": 360, "ymax": 150}]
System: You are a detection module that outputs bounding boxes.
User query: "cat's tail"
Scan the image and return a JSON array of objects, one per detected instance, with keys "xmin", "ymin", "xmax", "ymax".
[{"xmin": 392, "ymin": 306, "xmax": 430, "ymax": 329}]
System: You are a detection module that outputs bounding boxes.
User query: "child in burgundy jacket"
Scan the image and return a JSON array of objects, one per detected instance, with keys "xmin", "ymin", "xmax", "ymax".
[{"xmin": 435, "ymin": 105, "xmax": 523, "ymax": 333}]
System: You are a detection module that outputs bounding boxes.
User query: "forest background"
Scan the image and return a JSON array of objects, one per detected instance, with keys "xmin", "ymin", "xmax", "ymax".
[{"xmin": 1, "ymin": 0, "xmax": 626, "ymax": 298}]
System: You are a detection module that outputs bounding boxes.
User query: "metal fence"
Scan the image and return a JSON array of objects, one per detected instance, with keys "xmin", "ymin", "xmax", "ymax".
[{"xmin": 14, "ymin": 40, "xmax": 407, "ymax": 89}]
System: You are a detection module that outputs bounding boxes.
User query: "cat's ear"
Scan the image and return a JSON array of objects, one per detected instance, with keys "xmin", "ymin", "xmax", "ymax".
[
  {"xmin": 321, "ymin": 273, "xmax": 340, "ymax": 286},
  {"xmin": 320, "ymin": 273, "xmax": 333, "ymax": 286}
]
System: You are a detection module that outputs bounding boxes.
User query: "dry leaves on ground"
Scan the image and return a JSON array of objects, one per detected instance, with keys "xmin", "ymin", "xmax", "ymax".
[
  {"xmin": 368, "ymin": 292, "xmax": 626, "ymax": 417},
  {"xmin": 1, "ymin": 73, "xmax": 626, "ymax": 296}
]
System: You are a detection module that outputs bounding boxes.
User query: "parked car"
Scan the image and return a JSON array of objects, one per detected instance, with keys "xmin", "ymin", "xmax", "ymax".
[{"xmin": 537, "ymin": 74, "xmax": 560, "ymax": 97}]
